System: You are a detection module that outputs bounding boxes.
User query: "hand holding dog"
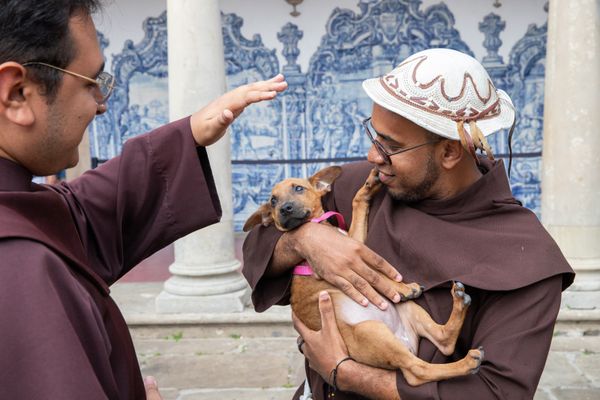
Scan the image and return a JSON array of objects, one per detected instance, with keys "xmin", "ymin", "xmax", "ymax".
[
  {"xmin": 293, "ymin": 291, "xmax": 351, "ymax": 385},
  {"xmin": 190, "ymin": 74, "xmax": 287, "ymax": 147},
  {"xmin": 292, "ymin": 222, "xmax": 403, "ymax": 310}
]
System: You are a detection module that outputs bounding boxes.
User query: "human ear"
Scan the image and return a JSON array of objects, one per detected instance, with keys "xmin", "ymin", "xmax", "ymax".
[
  {"xmin": 0, "ymin": 62, "xmax": 36, "ymax": 126},
  {"xmin": 439, "ymin": 139, "xmax": 464, "ymax": 170}
]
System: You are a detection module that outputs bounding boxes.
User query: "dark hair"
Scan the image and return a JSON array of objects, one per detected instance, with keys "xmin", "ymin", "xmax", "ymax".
[{"xmin": 0, "ymin": 0, "xmax": 104, "ymax": 100}]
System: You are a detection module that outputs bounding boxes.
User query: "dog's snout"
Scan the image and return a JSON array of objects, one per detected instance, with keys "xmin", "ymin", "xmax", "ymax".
[{"xmin": 280, "ymin": 202, "xmax": 295, "ymax": 216}]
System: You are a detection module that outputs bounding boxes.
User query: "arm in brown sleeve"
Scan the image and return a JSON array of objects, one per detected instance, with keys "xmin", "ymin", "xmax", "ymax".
[
  {"xmin": 394, "ymin": 275, "xmax": 563, "ymax": 400},
  {"xmin": 57, "ymin": 117, "xmax": 222, "ymax": 284},
  {"xmin": 242, "ymin": 224, "xmax": 292, "ymax": 312}
]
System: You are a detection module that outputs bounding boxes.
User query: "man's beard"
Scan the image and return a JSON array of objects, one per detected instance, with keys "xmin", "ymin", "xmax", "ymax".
[{"xmin": 388, "ymin": 154, "xmax": 440, "ymax": 204}]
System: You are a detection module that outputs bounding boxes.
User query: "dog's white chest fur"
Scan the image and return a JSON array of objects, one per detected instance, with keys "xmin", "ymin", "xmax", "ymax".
[{"xmin": 338, "ymin": 298, "xmax": 419, "ymax": 354}]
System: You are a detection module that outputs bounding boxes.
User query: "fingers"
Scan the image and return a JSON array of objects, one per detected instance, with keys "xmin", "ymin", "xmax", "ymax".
[
  {"xmin": 299, "ymin": 224, "xmax": 401, "ymax": 309},
  {"xmin": 331, "ymin": 276, "xmax": 368, "ymax": 307},
  {"xmin": 243, "ymin": 90, "xmax": 278, "ymax": 106},
  {"xmin": 332, "ymin": 273, "xmax": 389, "ymax": 310},
  {"xmin": 242, "ymin": 76, "xmax": 287, "ymax": 106},
  {"xmin": 269, "ymin": 73, "xmax": 285, "ymax": 83},
  {"xmin": 317, "ymin": 291, "xmax": 336, "ymax": 330},
  {"xmin": 364, "ymin": 248, "xmax": 402, "ymax": 283},
  {"xmin": 324, "ymin": 248, "xmax": 400, "ymax": 309},
  {"xmin": 144, "ymin": 376, "xmax": 163, "ymax": 400}
]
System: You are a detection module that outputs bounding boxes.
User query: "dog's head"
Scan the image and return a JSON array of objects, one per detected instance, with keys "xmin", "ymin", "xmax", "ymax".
[{"xmin": 243, "ymin": 166, "xmax": 342, "ymax": 232}]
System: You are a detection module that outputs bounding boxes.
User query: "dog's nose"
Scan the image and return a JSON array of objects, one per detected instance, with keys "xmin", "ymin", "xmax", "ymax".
[{"xmin": 280, "ymin": 202, "xmax": 295, "ymax": 216}]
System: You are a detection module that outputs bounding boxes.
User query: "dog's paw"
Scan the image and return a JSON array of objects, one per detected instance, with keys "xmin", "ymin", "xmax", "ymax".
[
  {"xmin": 467, "ymin": 347, "xmax": 484, "ymax": 374},
  {"xmin": 452, "ymin": 281, "xmax": 471, "ymax": 308},
  {"xmin": 399, "ymin": 283, "xmax": 423, "ymax": 301},
  {"xmin": 361, "ymin": 168, "xmax": 383, "ymax": 197}
]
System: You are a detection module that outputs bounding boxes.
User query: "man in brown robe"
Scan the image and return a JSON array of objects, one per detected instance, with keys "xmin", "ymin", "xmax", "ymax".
[
  {"xmin": 243, "ymin": 49, "xmax": 574, "ymax": 399},
  {"xmin": 0, "ymin": 1, "xmax": 287, "ymax": 398}
]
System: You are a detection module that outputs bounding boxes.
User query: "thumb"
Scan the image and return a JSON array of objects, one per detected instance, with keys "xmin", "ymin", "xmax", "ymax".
[
  {"xmin": 217, "ymin": 109, "xmax": 235, "ymax": 126},
  {"xmin": 317, "ymin": 290, "xmax": 335, "ymax": 330},
  {"xmin": 190, "ymin": 109, "xmax": 234, "ymax": 147},
  {"xmin": 144, "ymin": 376, "xmax": 163, "ymax": 400}
]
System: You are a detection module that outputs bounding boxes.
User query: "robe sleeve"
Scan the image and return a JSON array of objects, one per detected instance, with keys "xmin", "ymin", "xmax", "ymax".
[
  {"xmin": 241, "ymin": 225, "xmax": 289, "ymax": 312},
  {"xmin": 395, "ymin": 275, "xmax": 563, "ymax": 400},
  {"xmin": 0, "ymin": 240, "xmax": 110, "ymax": 399},
  {"xmin": 56, "ymin": 117, "xmax": 221, "ymax": 285}
]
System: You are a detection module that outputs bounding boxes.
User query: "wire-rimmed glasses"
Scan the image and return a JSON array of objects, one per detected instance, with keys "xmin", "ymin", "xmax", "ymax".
[
  {"xmin": 362, "ymin": 117, "xmax": 439, "ymax": 164},
  {"xmin": 23, "ymin": 61, "xmax": 115, "ymax": 104}
]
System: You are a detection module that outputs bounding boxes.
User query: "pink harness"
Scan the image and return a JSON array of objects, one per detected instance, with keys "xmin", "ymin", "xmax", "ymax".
[{"xmin": 292, "ymin": 211, "xmax": 347, "ymax": 276}]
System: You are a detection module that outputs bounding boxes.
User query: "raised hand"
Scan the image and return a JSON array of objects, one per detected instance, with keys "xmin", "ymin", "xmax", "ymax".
[{"xmin": 190, "ymin": 74, "xmax": 287, "ymax": 146}]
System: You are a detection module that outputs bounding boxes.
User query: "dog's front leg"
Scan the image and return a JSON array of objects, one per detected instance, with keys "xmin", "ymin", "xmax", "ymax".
[{"xmin": 349, "ymin": 168, "xmax": 381, "ymax": 243}]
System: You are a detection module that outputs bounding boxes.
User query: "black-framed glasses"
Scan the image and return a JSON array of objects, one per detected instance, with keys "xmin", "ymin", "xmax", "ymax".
[
  {"xmin": 22, "ymin": 61, "xmax": 115, "ymax": 104},
  {"xmin": 362, "ymin": 117, "xmax": 439, "ymax": 164}
]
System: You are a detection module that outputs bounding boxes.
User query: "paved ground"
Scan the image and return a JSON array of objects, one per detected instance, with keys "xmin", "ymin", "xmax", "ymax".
[{"xmin": 114, "ymin": 283, "xmax": 600, "ymax": 399}]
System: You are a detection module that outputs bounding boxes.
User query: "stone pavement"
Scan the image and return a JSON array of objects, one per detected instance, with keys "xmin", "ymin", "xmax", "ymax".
[{"xmin": 113, "ymin": 283, "xmax": 600, "ymax": 399}]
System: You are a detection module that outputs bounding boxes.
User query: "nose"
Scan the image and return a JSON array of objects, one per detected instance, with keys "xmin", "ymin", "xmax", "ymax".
[
  {"xmin": 96, "ymin": 103, "xmax": 107, "ymax": 115},
  {"xmin": 279, "ymin": 202, "xmax": 295, "ymax": 216},
  {"xmin": 367, "ymin": 144, "xmax": 385, "ymax": 165}
]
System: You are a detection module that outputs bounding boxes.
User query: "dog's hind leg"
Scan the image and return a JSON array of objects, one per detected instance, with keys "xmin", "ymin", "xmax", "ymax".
[
  {"xmin": 344, "ymin": 320, "xmax": 483, "ymax": 386},
  {"xmin": 404, "ymin": 282, "xmax": 472, "ymax": 356}
]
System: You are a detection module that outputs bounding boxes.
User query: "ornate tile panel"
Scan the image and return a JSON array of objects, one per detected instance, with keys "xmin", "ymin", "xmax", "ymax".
[{"xmin": 91, "ymin": 1, "xmax": 548, "ymax": 231}]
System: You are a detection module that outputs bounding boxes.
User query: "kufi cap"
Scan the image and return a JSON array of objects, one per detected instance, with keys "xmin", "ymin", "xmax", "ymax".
[{"xmin": 362, "ymin": 48, "xmax": 516, "ymax": 160}]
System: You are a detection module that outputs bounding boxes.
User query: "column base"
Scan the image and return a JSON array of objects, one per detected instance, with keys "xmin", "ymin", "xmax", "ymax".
[
  {"xmin": 561, "ymin": 260, "xmax": 600, "ymax": 319},
  {"xmin": 155, "ymin": 287, "xmax": 250, "ymax": 314}
]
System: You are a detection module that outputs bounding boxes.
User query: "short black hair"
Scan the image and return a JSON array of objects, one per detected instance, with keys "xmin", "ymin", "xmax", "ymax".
[{"xmin": 0, "ymin": 0, "xmax": 104, "ymax": 100}]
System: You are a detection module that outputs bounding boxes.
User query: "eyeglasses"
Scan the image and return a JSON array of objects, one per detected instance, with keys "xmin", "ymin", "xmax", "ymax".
[
  {"xmin": 22, "ymin": 61, "xmax": 115, "ymax": 104},
  {"xmin": 362, "ymin": 117, "xmax": 439, "ymax": 164}
]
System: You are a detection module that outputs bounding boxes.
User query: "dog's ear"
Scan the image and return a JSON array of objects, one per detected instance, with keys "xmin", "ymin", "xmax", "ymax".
[
  {"xmin": 243, "ymin": 203, "xmax": 274, "ymax": 232},
  {"xmin": 309, "ymin": 166, "xmax": 343, "ymax": 194}
]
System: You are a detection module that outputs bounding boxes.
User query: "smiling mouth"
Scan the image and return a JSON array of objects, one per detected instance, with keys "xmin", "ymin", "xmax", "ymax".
[{"xmin": 377, "ymin": 169, "xmax": 394, "ymax": 183}]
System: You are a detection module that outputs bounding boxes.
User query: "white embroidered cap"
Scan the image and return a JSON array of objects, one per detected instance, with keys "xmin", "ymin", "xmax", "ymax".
[{"xmin": 362, "ymin": 48, "xmax": 516, "ymax": 158}]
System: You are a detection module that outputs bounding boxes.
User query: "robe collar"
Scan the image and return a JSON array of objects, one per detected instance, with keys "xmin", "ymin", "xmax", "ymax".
[
  {"xmin": 412, "ymin": 157, "xmax": 516, "ymax": 217},
  {"xmin": 0, "ymin": 157, "xmax": 34, "ymax": 192}
]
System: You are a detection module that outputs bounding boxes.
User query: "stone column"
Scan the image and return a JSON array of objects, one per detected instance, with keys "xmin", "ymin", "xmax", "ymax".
[
  {"xmin": 542, "ymin": 0, "xmax": 600, "ymax": 312},
  {"xmin": 156, "ymin": 0, "xmax": 249, "ymax": 313}
]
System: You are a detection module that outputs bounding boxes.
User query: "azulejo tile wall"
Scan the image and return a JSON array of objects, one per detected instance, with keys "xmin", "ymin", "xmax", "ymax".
[{"xmin": 91, "ymin": 0, "xmax": 548, "ymax": 232}]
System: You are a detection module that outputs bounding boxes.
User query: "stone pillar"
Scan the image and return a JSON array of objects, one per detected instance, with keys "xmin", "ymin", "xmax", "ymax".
[
  {"xmin": 156, "ymin": 0, "xmax": 249, "ymax": 313},
  {"xmin": 542, "ymin": 0, "xmax": 600, "ymax": 312},
  {"xmin": 278, "ymin": 22, "xmax": 306, "ymax": 177}
]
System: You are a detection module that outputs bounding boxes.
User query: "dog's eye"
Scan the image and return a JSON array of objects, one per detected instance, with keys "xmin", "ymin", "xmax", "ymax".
[
  {"xmin": 294, "ymin": 185, "xmax": 304, "ymax": 193},
  {"xmin": 270, "ymin": 196, "xmax": 277, "ymax": 207}
]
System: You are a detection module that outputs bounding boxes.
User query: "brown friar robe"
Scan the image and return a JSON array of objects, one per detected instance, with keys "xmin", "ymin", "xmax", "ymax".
[
  {"xmin": 242, "ymin": 158, "xmax": 575, "ymax": 400},
  {"xmin": 0, "ymin": 117, "xmax": 221, "ymax": 399}
]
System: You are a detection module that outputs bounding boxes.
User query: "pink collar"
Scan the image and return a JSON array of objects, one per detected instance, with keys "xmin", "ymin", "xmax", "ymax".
[{"xmin": 293, "ymin": 211, "xmax": 346, "ymax": 276}]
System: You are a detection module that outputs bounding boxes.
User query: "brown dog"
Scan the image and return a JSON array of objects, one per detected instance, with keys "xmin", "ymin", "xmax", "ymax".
[{"xmin": 243, "ymin": 166, "xmax": 483, "ymax": 386}]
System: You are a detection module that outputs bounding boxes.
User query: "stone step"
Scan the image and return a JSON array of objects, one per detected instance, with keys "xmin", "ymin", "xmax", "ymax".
[
  {"xmin": 157, "ymin": 387, "xmax": 298, "ymax": 400},
  {"xmin": 114, "ymin": 283, "xmax": 600, "ymax": 399}
]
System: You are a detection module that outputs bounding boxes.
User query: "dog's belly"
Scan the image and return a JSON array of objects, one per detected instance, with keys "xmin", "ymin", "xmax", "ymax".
[{"xmin": 337, "ymin": 297, "xmax": 420, "ymax": 355}]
